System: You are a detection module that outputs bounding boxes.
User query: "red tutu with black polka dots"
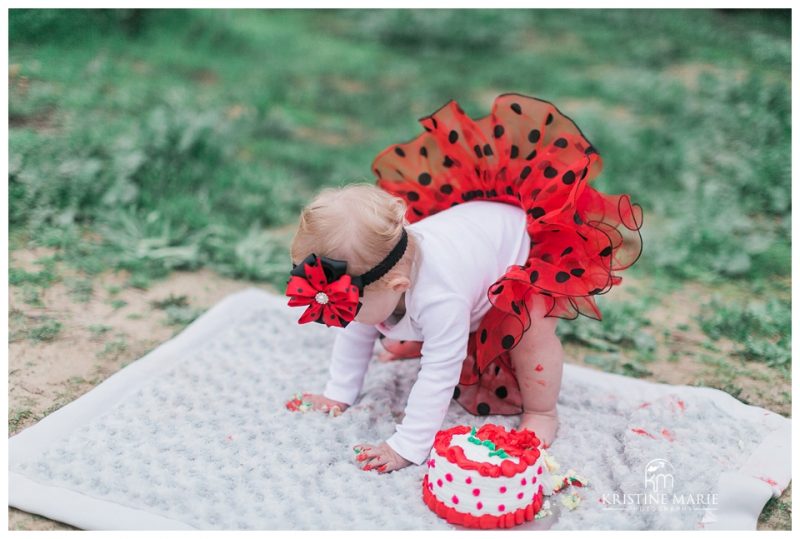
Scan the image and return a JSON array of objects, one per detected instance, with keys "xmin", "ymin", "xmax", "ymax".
[{"xmin": 371, "ymin": 93, "xmax": 644, "ymax": 417}]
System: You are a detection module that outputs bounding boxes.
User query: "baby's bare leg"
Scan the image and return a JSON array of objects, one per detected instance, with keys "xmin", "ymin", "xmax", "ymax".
[{"xmin": 508, "ymin": 293, "xmax": 564, "ymax": 448}]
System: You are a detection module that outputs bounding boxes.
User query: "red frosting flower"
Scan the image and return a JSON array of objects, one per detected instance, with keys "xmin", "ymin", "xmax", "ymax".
[{"xmin": 475, "ymin": 424, "xmax": 541, "ymax": 458}]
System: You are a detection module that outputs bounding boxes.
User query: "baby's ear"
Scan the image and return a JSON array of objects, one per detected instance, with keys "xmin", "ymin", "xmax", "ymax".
[{"xmin": 391, "ymin": 277, "xmax": 411, "ymax": 293}]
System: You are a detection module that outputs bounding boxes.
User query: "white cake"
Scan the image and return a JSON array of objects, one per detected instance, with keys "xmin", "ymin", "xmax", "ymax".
[{"xmin": 422, "ymin": 424, "xmax": 547, "ymax": 529}]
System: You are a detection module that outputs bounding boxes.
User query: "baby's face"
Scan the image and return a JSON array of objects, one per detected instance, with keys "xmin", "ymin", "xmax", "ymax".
[{"xmin": 354, "ymin": 276, "xmax": 410, "ymax": 325}]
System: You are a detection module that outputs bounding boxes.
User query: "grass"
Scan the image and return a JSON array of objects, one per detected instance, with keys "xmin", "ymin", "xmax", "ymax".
[
  {"xmin": 696, "ymin": 296, "xmax": 790, "ymax": 374},
  {"xmin": 8, "ymin": 9, "xmax": 790, "ymax": 293}
]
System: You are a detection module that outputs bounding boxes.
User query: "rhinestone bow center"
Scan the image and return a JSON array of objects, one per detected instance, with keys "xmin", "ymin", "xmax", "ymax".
[{"xmin": 315, "ymin": 292, "xmax": 329, "ymax": 305}]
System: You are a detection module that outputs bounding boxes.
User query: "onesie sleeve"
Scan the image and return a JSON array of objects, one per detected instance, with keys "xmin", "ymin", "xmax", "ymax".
[
  {"xmin": 322, "ymin": 320, "xmax": 381, "ymax": 406},
  {"xmin": 385, "ymin": 294, "xmax": 471, "ymax": 465}
]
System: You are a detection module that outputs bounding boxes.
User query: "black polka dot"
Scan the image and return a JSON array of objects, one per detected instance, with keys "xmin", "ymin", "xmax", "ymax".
[
  {"xmin": 493, "ymin": 125, "xmax": 505, "ymax": 138},
  {"xmin": 544, "ymin": 166, "xmax": 557, "ymax": 178},
  {"xmin": 448, "ymin": 130, "xmax": 459, "ymax": 143},
  {"xmin": 505, "ymin": 185, "xmax": 514, "ymax": 195},
  {"xmin": 480, "ymin": 329, "xmax": 488, "ymax": 344},
  {"xmin": 494, "ymin": 364, "xmax": 501, "ymax": 375},
  {"xmin": 546, "ymin": 112, "xmax": 554, "ymax": 125},
  {"xmin": 510, "ymin": 145, "xmax": 519, "ymax": 159},
  {"xmin": 520, "ymin": 166, "xmax": 532, "ymax": 180},
  {"xmin": 473, "ymin": 145, "xmax": 483, "ymax": 158},
  {"xmin": 420, "ymin": 146, "xmax": 428, "ymax": 157},
  {"xmin": 443, "ymin": 156, "xmax": 454, "ymax": 168},
  {"xmin": 555, "ymin": 271, "xmax": 570, "ymax": 282},
  {"xmin": 573, "ymin": 212, "xmax": 583, "ymax": 225},
  {"xmin": 529, "ymin": 207, "xmax": 545, "ymax": 219},
  {"xmin": 561, "ymin": 246, "xmax": 573, "ymax": 256},
  {"xmin": 562, "ymin": 170, "xmax": 576, "ymax": 185},
  {"xmin": 297, "ymin": 287, "xmax": 303, "ymax": 293},
  {"xmin": 495, "ymin": 386, "xmax": 508, "ymax": 399},
  {"xmin": 407, "ymin": 191, "xmax": 419, "ymax": 201},
  {"xmin": 453, "ymin": 386, "xmax": 461, "ymax": 399},
  {"xmin": 491, "ymin": 284, "xmax": 504, "ymax": 295},
  {"xmin": 440, "ymin": 184, "xmax": 453, "ymax": 194},
  {"xmin": 483, "ymin": 144, "xmax": 494, "ymax": 156},
  {"xmin": 554, "ymin": 137, "xmax": 567, "ymax": 148},
  {"xmin": 528, "ymin": 129, "xmax": 540, "ymax": 143},
  {"xmin": 511, "ymin": 302, "xmax": 521, "ymax": 315},
  {"xmin": 477, "ymin": 402, "xmax": 491, "ymax": 415},
  {"xmin": 525, "ymin": 149, "xmax": 537, "ymax": 160},
  {"xmin": 600, "ymin": 246, "xmax": 612, "ymax": 257},
  {"xmin": 394, "ymin": 146, "xmax": 405, "ymax": 157},
  {"xmin": 501, "ymin": 335, "xmax": 515, "ymax": 349},
  {"xmin": 431, "ymin": 117, "xmax": 438, "ymax": 129},
  {"xmin": 571, "ymin": 268, "xmax": 585, "ymax": 277},
  {"xmin": 529, "ymin": 270, "xmax": 539, "ymax": 283},
  {"xmin": 418, "ymin": 172, "xmax": 432, "ymax": 185},
  {"xmin": 510, "ymin": 103, "xmax": 522, "ymax": 114}
]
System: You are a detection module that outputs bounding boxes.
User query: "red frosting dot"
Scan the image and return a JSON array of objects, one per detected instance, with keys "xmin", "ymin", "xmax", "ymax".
[
  {"xmin": 452, "ymin": 495, "xmax": 459, "ymax": 504},
  {"xmin": 428, "ymin": 482, "xmax": 433, "ymax": 490},
  {"xmin": 538, "ymin": 466, "xmax": 543, "ymax": 474},
  {"xmin": 532, "ymin": 476, "xmax": 537, "ymax": 484},
  {"xmin": 498, "ymin": 504, "xmax": 506, "ymax": 512},
  {"xmin": 477, "ymin": 502, "xmax": 483, "ymax": 510},
  {"xmin": 465, "ymin": 476, "xmax": 472, "ymax": 484},
  {"xmin": 517, "ymin": 492, "xmax": 524, "ymax": 499},
  {"xmin": 472, "ymin": 488, "xmax": 480, "ymax": 496},
  {"xmin": 521, "ymin": 478, "xmax": 527, "ymax": 485},
  {"xmin": 499, "ymin": 486, "xmax": 507, "ymax": 493},
  {"xmin": 445, "ymin": 473, "xmax": 453, "ymax": 482},
  {"xmin": 437, "ymin": 479, "xmax": 443, "ymax": 487}
]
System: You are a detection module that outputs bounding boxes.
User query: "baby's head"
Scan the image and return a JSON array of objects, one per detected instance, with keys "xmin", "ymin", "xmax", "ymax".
[{"xmin": 290, "ymin": 182, "xmax": 420, "ymax": 326}]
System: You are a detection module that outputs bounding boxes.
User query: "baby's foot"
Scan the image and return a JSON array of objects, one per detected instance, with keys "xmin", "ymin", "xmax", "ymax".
[
  {"xmin": 353, "ymin": 441, "xmax": 412, "ymax": 473},
  {"xmin": 518, "ymin": 408, "xmax": 559, "ymax": 449},
  {"xmin": 376, "ymin": 349, "xmax": 399, "ymax": 363}
]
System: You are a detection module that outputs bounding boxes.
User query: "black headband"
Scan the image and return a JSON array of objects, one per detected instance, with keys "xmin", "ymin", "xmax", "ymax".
[
  {"xmin": 359, "ymin": 227, "xmax": 408, "ymax": 287},
  {"xmin": 290, "ymin": 227, "xmax": 409, "ymax": 295}
]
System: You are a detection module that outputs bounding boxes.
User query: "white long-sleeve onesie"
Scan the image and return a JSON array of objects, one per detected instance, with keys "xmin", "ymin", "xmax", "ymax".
[{"xmin": 322, "ymin": 200, "xmax": 531, "ymax": 465}]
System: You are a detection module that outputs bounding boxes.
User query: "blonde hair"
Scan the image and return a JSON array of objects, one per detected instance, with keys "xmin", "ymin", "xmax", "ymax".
[{"xmin": 290, "ymin": 182, "xmax": 421, "ymax": 290}]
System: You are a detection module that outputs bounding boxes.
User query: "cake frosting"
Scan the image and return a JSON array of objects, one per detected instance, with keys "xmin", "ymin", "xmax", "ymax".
[{"xmin": 422, "ymin": 424, "xmax": 546, "ymax": 529}]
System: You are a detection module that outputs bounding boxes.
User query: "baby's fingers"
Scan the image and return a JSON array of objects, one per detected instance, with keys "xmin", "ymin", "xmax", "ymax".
[{"xmin": 353, "ymin": 444, "xmax": 376, "ymax": 468}]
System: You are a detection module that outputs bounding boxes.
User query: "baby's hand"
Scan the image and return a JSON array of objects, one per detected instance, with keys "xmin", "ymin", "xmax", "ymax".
[
  {"xmin": 285, "ymin": 392, "xmax": 348, "ymax": 417},
  {"xmin": 353, "ymin": 441, "xmax": 412, "ymax": 473}
]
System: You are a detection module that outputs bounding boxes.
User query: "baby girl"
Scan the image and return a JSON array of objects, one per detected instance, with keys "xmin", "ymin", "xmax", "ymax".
[
  {"xmin": 287, "ymin": 183, "xmax": 563, "ymax": 474},
  {"xmin": 285, "ymin": 93, "xmax": 643, "ymax": 476}
]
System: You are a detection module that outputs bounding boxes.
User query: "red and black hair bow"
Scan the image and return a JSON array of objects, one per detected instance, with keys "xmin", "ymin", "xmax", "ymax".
[
  {"xmin": 285, "ymin": 253, "xmax": 364, "ymax": 328},
  {"xmin": 285, "ymin": 227, "xmax": 408, "ymax": 328}
]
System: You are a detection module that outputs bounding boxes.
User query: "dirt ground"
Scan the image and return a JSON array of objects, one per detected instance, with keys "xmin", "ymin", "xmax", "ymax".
[{"xmin": 7, "ymin": 247, "xmax": 791, "ymax": 530}]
